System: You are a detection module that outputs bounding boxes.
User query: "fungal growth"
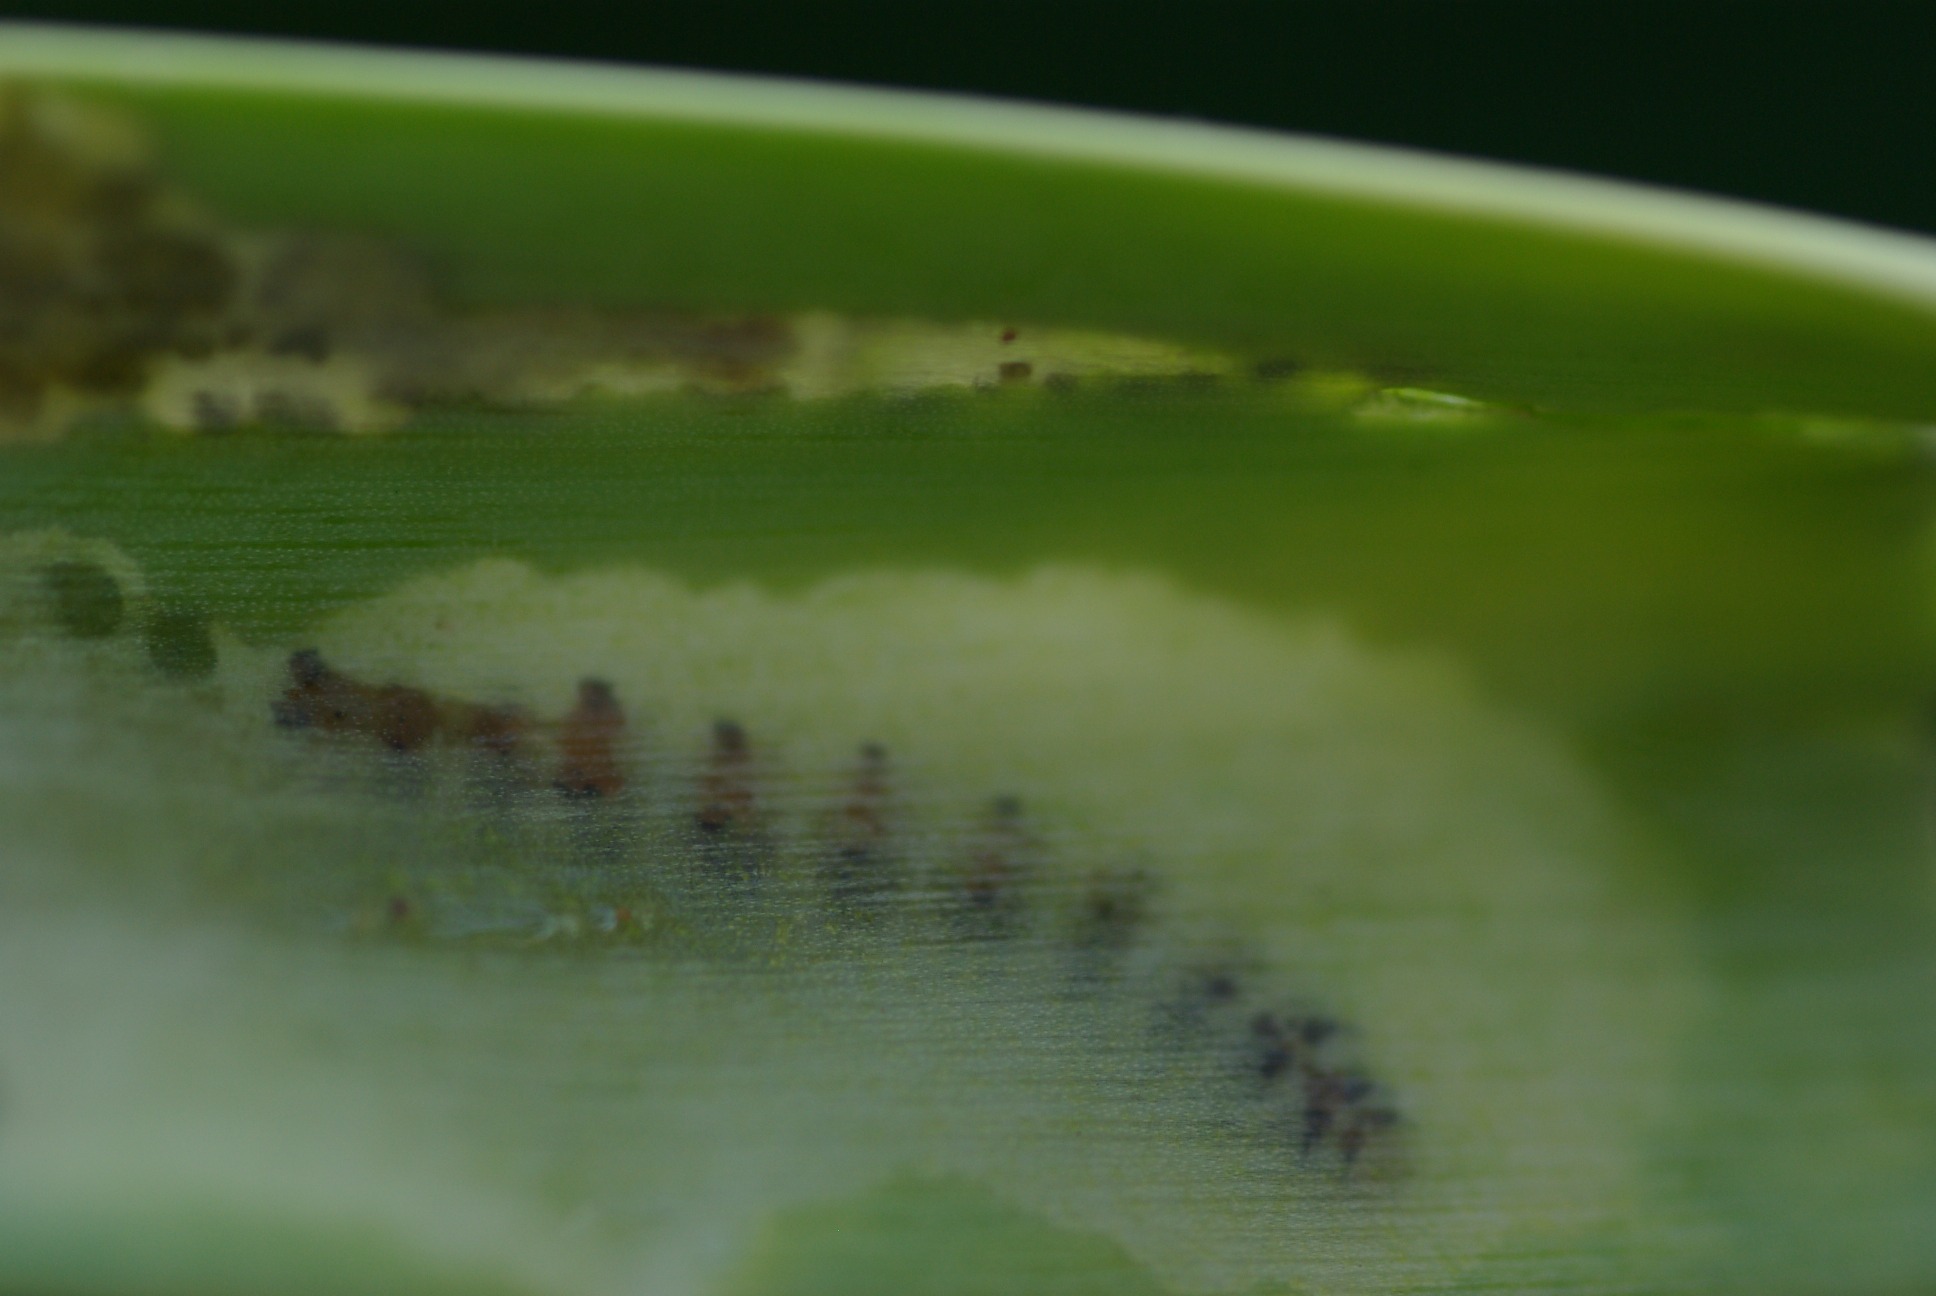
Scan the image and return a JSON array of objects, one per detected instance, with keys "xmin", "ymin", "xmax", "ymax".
[
  {"xmin": 0, "ymin": 76, "xmax": 1718, "ymax": 1296},
  {"xmin": 259, "ymin": 640, "xmax": 1405, "ymax": 1175},
  {"xmin": 0, "ymin": 82, "xmax": 1508, "ymax": 440},
  {"xmin": 0, "ymin": 538, "xmax": 1692, "ymax": 1296}
]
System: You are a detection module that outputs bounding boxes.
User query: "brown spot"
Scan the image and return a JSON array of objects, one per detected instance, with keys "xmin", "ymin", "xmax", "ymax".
[
  {"xmin": 958, "ymin": 794, "xmax": 1035, "ymax": 929},
  {"xmin": 1300, "ymin": 1070, "xmax": 1375, "ymax": 1156},
  {"xmin": 1073, "ymin": 865, "xmax": 1152, "ymax": 949},
  {"xmin": 555, "ymin": 678, "xmax": 626, "ymax": 798},
  {"xmin": 374, "ymin": 683, "xmax": 440, "ymax": 753},
  {"xmin": 821, "ymin": 742, "xmax": 898, "ymax": 906},
  {"xmin": 1000, "ymin": 327, "xmax": 1018, "ymax": 344},
  {"xmin": 273, "ymin": 649, "xmax": 376, "ymax": 734},
  {"xmin": 997, "ymin": 360, "xmax": 1033, "ymax": 385},
  {"xmin": 697, "ymin": 719, "xmax": 757, "ymax": 832},
  {"xmin": 836, "ymin": 743, "xmax": 890, "ymax": 845},
  {"xmin": 1340, "ymin": 1105, "xmax": 1398, "ymax": 1168},
  {"xmin": 272, "ymin": 650, "xmax": 441, "ymax": 753}
]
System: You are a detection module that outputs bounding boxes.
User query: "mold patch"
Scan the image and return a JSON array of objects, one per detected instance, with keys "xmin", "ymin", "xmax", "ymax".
[
  {"xmin": 4, "ymin": 83, "xmax": 1503, "ymax": 441},
  {"xmin": 0, "ymin": 551, "xmax": 1693, "ymax": 1294}
]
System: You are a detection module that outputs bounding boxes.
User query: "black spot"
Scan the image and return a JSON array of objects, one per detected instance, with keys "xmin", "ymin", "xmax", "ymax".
[
  {"xmin": 1072, "ymin": 866, "xmax": 1153, "ymax": 951},
  {"xmin": 40, "ymin": 560, "xmax": 124, "ymax": 638},
  {"xmin": 1301, "ymin": 1097, "xmax": 1336, "ymax": 1153},
  {"xmin": 1252, "ymin": 1015, "xmax": 1297, "ymax": 1082},
  {"xmin": 1298, "ymin": 1017, "xmax": 1340, "ymax": 1048}
]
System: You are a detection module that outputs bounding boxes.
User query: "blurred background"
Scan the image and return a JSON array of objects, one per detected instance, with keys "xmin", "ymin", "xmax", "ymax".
[{"xmin": 6, "ymin": 1, "xmax": 1934, "ymax": 236}]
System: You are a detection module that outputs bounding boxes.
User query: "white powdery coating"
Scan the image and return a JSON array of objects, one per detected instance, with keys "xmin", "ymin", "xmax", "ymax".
[
  {"xmin": 0, "ymin": 557, "xmax": 1697, "ymax": 1296},
  {"xmin": 303, "ymin": 558, "xmax": 1698, "ymax": 1292}
]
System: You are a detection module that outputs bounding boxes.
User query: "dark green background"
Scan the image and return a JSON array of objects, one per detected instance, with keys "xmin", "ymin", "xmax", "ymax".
[{"xmin": 8, "ymin": 2, "xmax": 1936, "ymax": 237}]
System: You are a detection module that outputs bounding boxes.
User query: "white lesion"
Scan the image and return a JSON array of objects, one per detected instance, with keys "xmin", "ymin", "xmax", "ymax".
[
  {"xmin": 773, "ymin": 313, "xmax": 1238, "ymax": 398},
  {"xmin": 7, "ymin": 84, "xmax": 1445, "ymax": 441},
  {"xmin": 0, "ymin": 547, "xmax": 1696, "ymax": 1295},
  {"xmin": 141, "ymin": 349, "xmax": 407, "ymax": 435}
]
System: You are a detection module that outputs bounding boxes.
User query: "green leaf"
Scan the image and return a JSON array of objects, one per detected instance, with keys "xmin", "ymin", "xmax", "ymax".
[{"xmin": 0, "ymin": 23, "xmax": 1931, "ymax": 1296}]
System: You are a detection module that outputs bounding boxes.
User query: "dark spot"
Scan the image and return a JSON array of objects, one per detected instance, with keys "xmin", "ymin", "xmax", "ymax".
[
  {"xmin": 1072, "ymin": 866, "xmax": 1153, "ymax": 951},
  {"xmin": 1301, "ymin": 1099, "xmax": 1335, "ymax": 1154},
  {"xmin": 1299, "ymin": 1017, "xmax": 1339, "ymax": 1048},
  {"xmin": 41, "ymin": 560, "xmax": 124, "ymax": 638},
  {"xmin": 1299, "ymin": 1069, "xmax": 1376, "ymax": 1156},
  {"xmin": 1340, "ymin": 1106, "xmax": 1399, "ymax": 1167},
  {"xmin": 1252, "ymin": 1013, "xmax": 1296, "ymax": 1081},
  {"xmin": 1000, "ymin": 327, "xmax": 1018, "ymax": 344},
  {"xmin": 555, "ymin": 677, "xmax": 626, "ymax": 798},
  {"xmin": 268, "ymin": 324, "xmax": 331, "ymax": 361},
  {"xmin": 998, "ymin": 360, "xmax": 1033, "ymax": 385},
  {"xmin": 951, "ymin": 795, "xmax": 1036, "ymax": 934},
  {"xmin": 273, "ymin": 648, "xmax": 379, "ymax": 736},
  {"xmin": 822, "ymin": 742, "xmax": 899, "ymax": 910},
  {"xmin": 244, "ymin": 637, "xmax": 1409, "ymax": 1184},
  {"xmin": 289, "ymin": 647, "xmax": 328, "ymax": 688},
  {"xmin": 374, "ymin": 684, "xmax": 439, "ymax": 753},
  {"xmin": 143, "ymin": 606, "xmax": 216, "ymax": 680},
  {"xmin": 697, "ymin": 718, "xmax": 756, "ymax": 832},
  {"xmin": 1251, "ymin": 356, "xmax": 1301, "ymax": 382}
]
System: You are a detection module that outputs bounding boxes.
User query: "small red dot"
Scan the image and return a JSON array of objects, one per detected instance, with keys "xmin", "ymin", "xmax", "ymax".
[{"xmin": 1000, "ymin": 328, "xmax": 1018, "ymax": 344}]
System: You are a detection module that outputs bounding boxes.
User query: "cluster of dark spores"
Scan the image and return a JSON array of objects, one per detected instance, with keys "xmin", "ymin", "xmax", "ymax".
[{"xmin": 272, "ymin": 650, "xmax": 1402, "ymax": 1176}]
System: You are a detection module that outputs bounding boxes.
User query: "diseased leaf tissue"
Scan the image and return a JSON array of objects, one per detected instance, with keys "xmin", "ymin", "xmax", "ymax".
[
  {"xmin": 0, "ymin": 75, "xmax": 1733, "ymax": 1296},
  {"xmin": 0, "ymin": 84, "xmax": 1280, "ymax": 439}
]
